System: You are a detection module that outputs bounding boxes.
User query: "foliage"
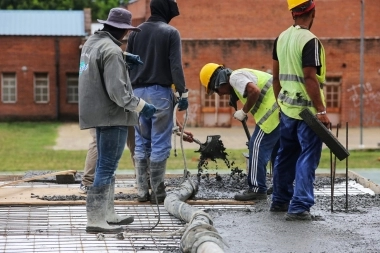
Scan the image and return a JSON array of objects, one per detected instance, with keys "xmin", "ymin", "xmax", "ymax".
[{"xmin": 0, "ymin": 0, "xmax": 129, "ymax": 21}]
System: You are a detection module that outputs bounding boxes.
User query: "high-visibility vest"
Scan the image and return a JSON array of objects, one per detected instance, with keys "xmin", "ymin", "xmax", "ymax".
[
  {"xmin": 277, "ymin": 26, "xmax": 326, "ymax": 120},
  {"xmin": 231, "ymin": 69, "xmax": 280, "ymax": 134}
]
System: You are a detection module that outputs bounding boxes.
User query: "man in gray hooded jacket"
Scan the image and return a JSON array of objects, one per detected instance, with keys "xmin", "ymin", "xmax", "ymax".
[{"xmin": 79, "ymin": 7, "xmax": 156, "ymax": 234}]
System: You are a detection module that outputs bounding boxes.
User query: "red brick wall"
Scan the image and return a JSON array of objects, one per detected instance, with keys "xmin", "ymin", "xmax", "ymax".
[
  {"xmin": 0, "ymin": 36, "xmax": 81, "ymax": 120},
  {"xmin": 181, "ymin": 38, "xmax": 380, "ymax": 127},
  {"xmin": 173, "ymin": 0, "xmax": 380, "ymax": 39},
  {"xmin": 1, "ymin": 1, "xmax": 379, "ymax": 127}
]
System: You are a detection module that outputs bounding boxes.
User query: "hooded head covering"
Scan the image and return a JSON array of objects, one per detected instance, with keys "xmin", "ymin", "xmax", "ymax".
[
  {"xmin": 150, "ymin": 0, "xmax": 179, "ymax": 23},
  {"xmin": 207, "ymin": 67, "xmax": 232, "ymax": 95}
]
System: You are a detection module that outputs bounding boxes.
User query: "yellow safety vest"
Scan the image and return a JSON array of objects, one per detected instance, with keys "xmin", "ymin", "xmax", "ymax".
[
  {"xmin": 276, "ymin": 26, "xmax": 326, "ymax": 119},
  {"xmin": 232, "ymin": 69, "xmax": 280, "ymax": 134}
]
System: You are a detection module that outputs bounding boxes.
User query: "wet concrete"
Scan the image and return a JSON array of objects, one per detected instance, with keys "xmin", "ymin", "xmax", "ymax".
[
  {"xmin": 22, "ymin": 170, "xmax": 380, "ymax": 252},
  {"xmin": 188, "ymin": 175, "xmax": 380, "ymax": 253},
  {"xmin": 208, "ymin": 195, "xmax": 380, "ymax": 253}
]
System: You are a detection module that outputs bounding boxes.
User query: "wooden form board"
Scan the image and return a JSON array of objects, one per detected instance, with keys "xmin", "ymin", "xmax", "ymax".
[{"xmin": 0, "ymin": 186, "xmax": 253, "ymax": 206}]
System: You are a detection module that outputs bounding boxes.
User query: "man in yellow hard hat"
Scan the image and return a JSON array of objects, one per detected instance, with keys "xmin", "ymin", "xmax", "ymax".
[
  {"xmin": 200, "ymin": 63, "xmax": 280, "ymax": 201},
  {"xmin": 271, "ymin": 0, "xmax": 330, "ymax": 221}
]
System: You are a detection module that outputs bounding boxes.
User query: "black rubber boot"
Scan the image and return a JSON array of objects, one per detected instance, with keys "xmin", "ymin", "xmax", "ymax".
[
  {"xmin": 150, "ymin": 160, "xmax": 167, "ymax": 204},
  {"xmin": 106, "ymin": 177, "xmax": 134, "ymax": 225},
  {"xmin": 135, "ymin": 158, "xmax": 150, "ymax": 202},
  {"xmin": 86, "ymin": 184, "xmax": 123, "ymax": 234}
]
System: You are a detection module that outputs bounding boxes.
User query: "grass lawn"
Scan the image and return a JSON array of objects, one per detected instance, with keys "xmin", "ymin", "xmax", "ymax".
[{"xmin": 0, "ymin": 122, "xmax": 379, "ymax": 174}]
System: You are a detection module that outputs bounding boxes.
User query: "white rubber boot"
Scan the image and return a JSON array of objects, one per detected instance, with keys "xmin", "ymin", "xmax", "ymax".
[
  {"xmin": 106, "ymin": 177, "xmax": 134, "ymax": 225},
  {"xmin": 86, "ymin": 184, "xmax": 123, "ymax": 234}
]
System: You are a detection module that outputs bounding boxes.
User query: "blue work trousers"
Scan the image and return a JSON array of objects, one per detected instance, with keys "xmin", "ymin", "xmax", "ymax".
[
  {"xmin": 248, "ymin": 125, "xmax": 280, "ymax": 193},
  {"xmin": 93, "ymin": 126, "xmax": 128, "ymax": 187},
  {"xmin": 133, "ymin": 85, "xmax": 174, "ymax": 163},
  {"xmin": 272, "ymin": 112, "xmax": 322, "ymax": 213}
]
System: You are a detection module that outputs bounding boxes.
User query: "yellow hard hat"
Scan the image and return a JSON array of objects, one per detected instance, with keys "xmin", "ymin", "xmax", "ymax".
[
  {"xmin": 287, "ymin": 0, "xmax": 309, "ymax": 10},
  {"xmin": 199, "ymin": 63, "xmax": 222, "ymax": 95}
]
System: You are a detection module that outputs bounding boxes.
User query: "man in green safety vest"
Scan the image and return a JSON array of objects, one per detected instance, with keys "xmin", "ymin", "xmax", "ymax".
[
  {"xmin": 271, "ymin": 0, "xmax": 331, "ymax": 221},
  {"xmin": 200, "ymin": 63, "xmax": 280, "ymax": 201}
]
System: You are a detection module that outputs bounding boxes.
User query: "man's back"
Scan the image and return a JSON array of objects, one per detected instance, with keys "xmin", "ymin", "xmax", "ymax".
[{"xmin": 127, "ymin": 20, "xmax": 182, "ymax": 87}]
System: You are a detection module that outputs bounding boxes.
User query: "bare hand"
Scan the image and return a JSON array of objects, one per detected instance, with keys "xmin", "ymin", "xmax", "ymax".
[{"xmin": 317, "ymin": 114, "xmax": 330, "ymax": 127}]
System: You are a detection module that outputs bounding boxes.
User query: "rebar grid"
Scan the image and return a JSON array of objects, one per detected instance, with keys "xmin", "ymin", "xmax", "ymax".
[{"xmin": 0, "ymin": 204, "xmax": 248, "ymax": 253}]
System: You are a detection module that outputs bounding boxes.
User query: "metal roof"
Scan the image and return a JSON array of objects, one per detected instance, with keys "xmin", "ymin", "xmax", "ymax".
[{"xmin": 0, "ymin": 10, "xmax": 86, "ymax": 36}]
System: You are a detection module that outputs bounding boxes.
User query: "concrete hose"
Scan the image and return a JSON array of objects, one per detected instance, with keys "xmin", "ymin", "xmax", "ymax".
[{"xmin": 164, "ymin": 179, "xmax": 227, "ymax": 253}]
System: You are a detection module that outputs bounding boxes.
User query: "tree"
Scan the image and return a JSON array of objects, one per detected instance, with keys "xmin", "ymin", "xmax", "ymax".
[{"xmin": 0, "ymin": 0, "xmax": 128, "ymax": 21}]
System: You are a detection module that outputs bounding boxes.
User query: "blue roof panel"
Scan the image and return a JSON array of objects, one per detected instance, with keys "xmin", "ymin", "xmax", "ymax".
[{"xmin": 0, "ymin": 10, "xmax": 86, "ymax": 36}]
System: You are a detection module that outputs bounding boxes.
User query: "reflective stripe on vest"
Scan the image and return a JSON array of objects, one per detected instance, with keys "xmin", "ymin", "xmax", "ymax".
[
  {"xmin": 280, "ymin": 74, "xmax": 324, "ymax": 89},
  {"xmin": 256, "ymin": 102, "xmax": 279, "ymax": 126},
  {"xmin": 250, "ymin": 77, "xmax": 273, "ymax": 114}
]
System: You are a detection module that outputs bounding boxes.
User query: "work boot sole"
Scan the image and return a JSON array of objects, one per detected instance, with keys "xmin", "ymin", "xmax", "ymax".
[
  {"xmin": 234, "ymin": 193, "xmax": 267, "ymax": 201},
  {"xmin": 107, "ymin": 216, "xmax": 134, "ymax": 225},
  {"xmin": 285, "ymin": 212, "xmax": 312, "ymax": 221},
  {"xmin": 137, "ymin": 193, "xmax": 150, "ymax": 202},
  {"xmin": 150, "ymin": 194, "xmax": 166, "ymax": 204},
  {"xmin": 269, "ymin": 203, "xmax": 289, "ymax": 212},
  {"xmin": 86, "ymin": 226, "xmax": 123, "ymax": 234}
]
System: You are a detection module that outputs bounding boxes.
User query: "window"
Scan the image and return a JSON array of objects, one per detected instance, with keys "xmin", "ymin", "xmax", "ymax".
[
  {"xmin": 203, "ymin": 93, "xmax": 230, "ymax": 108},
  {"xmin": 34, "ymin": 73, "xmax": 49, "ymax": 103},
  {"xmin": 1, "ymin": 73, "xmax": 16, "ymax": 103},
  {"xmin": 67, "ymin": 73, "xmax": 79, "ymax": 103},
  {"xmin": 324, "ymin": 76, "xmax": 341, "ymax": 113}
]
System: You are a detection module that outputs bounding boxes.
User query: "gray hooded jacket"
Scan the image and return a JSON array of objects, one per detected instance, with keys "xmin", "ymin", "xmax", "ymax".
[{"xmin": 78, "ymin": 31, "xmax": 143, "ymax": 129}]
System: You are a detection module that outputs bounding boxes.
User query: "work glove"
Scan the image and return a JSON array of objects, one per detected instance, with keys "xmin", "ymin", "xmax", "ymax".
[
  {"xmin": 233, "ymin": 109, "xmax": 248, "ymax": 122},
  {"xmin": 140, "ymin": 102, "xmax": 157, "ymax": 119},
  {"xmin": 124, "ymin": 52, "xmax": 143, "ymax": 70},
  {"xmin": 177, "ymin": 90, "xmax": 189, "ymax": 111}
]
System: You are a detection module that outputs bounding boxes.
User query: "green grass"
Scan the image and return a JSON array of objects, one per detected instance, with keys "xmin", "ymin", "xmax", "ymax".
[
  {"xmin": 0, "ymin": 122, "xmax": 379, "ymax": 174},
  {"xmin": 319, "ymin": 148, "xmax": 380, "ymax": 169}
]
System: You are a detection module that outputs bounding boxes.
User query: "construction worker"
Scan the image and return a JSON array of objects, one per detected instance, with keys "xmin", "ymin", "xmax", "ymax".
[
  {"xmin": 271, "ymin": 0, "xmax": 330, "ymax": 221},
  {"xmin": 79, "ymin": 8, "xmax": 157, "ymax": 234},
  {"xmin": 127, "ymin": 0, "xmax": 188, "ymax": 204},
  {"xmin": 199, "ymin": 63, "xmax": 280, "ymax": 201}
]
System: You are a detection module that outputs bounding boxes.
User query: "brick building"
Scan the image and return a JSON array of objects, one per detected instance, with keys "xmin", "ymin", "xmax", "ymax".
[
  {"xmin": 1, "ymin": 1, "xmax": 380, "ymax": 127},
  {"xmin": 0, "ymin": 9, "xmax": 90, "ymax": 121},
  {"xmin": 129, "ymin": 0, "xmax": 380, "ymax": 127}
]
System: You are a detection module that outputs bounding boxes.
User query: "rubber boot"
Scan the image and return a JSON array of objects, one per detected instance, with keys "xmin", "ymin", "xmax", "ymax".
[
  {"xmin": 86, "ymin": 184, "xmax": 123, "ymax": 234},
  {"xmin": 150, "ymin": 160, "xmax": 167, "ymax": 204},
  {"xmin": 106, "ymin": 177, "xmax": 134, "ymax": 225},
  {"xmin": 135, "ymin": 158, "xmax": 150, "ymax": 202}
]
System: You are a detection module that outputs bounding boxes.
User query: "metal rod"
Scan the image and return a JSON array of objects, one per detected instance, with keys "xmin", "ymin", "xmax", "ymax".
[
  {"xmin": 330, "ymin": 123, "xmax": 333, "ymax": 212},
  {"xmin": 346, "ymin": 122, "xmax": 349, "ymax": 211},
  {"xmin": 331, "ymin": 124, "xmax": 340, "ymax": 212},
  {"xmin": 359, "ymin": 0, "xmax": 365, "ymax": 148}
]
